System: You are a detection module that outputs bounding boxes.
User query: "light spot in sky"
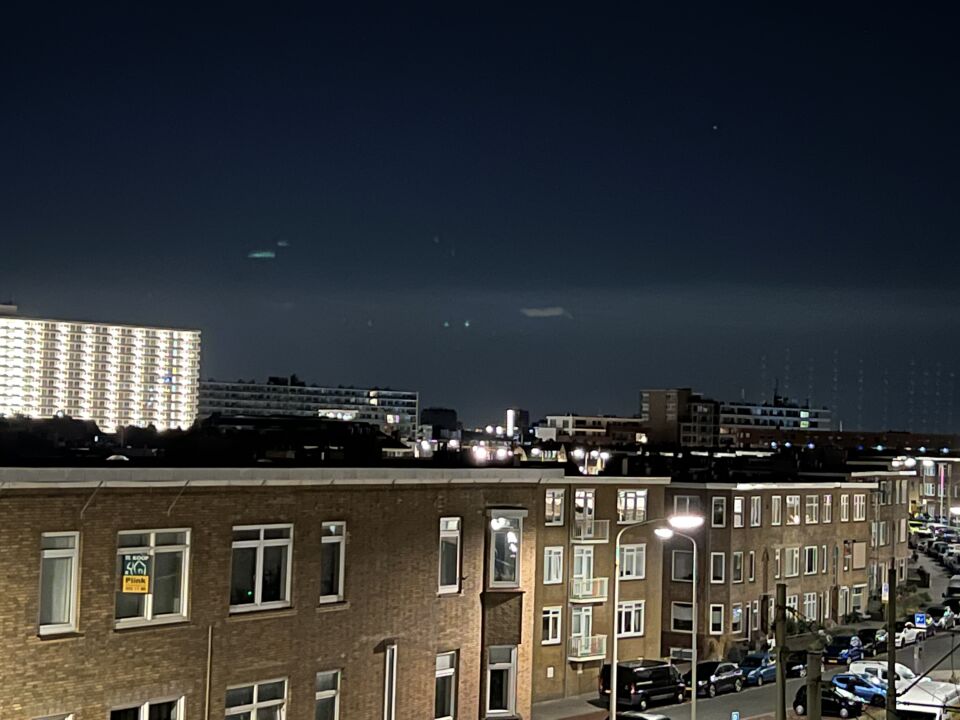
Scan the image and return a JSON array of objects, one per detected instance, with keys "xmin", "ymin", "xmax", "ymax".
[
  {"xmin": 442, "ymin": 320, "xmax": 450, "ymax": 328},
  {"xmin": 521, "ymin": 306, "xmax": 572, "ymax": 318},
  {"xmin": 463, "ymin": 320, "xmax": 471, "ymax": 328},
  {"xmin": 712, "ymin": 125, "xmax": 719, "ymax": 131},
  {"xmin": 276, "ymin": 240, "xmax": 290, "ymax": 248},
  {"xmin": 247, "ymin": 250, "xmax": 276, "ymax": 259}
]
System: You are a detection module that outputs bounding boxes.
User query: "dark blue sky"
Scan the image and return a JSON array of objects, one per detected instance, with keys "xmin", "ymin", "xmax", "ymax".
[{"xmin": 2, "ymin": 4, "xmax": 959, "ymax": 428}]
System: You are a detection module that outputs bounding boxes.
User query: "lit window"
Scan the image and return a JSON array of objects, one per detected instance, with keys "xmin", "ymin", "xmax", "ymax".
[
  {"xmin": 805, "ymin": 496, "xmax": 819, "ymax": 524},
  {"xmin": 486, "ymin": 646, "xmax": 517, "ymax": 716},
  {"xmin": 489, "ymin": 511, "xmax": 524, "ymax": 588},
  {"xmin": 435, "ymin": 652, "xmax": 457, "ymax": 720},
  {"xmin": 711, "ymin": 497, "xmax": 726, "ymax": 527},
  {"xmin": 111, "ymin": 699, "xmax": 182, "ymax": 720},
  {"xmin": 541, "ymin": 607, "xmax": 562, "ymax": 645},
  {"xmin": 672, "ymin": 550, "xmax": 693, "ymax": 582},
  {"xmin": 617, "ymin": 600, "xmax": 645, "ymax": 637},
  {"xmin": 230, "ymin": 525, "xmax": 293, "ymax": 612},
  {"xmin": 709, "ymin": 604, "xmax": 724, "ymax": 635},
  {"xmin": 115, "ymin": 530, "xmax": 189, "ymax": 626},
  {"xmin": 840, "ymin": 495, "xmax": 850, "ymax": 521},
  {"xmin": 543, "ymin": 547, "xmax": 564, "ymax": 585},
  {"xmin": 619, "ymin": 544, "xmax": 646, "ymax": 580},
  {"xmin": 39, "ymin": 532, "xmax": 79, "ymax": 635},
  {"xmin": 750, "ymin": 496, "xmax": 761, "ymax": 527},
  {"xmin": 315, "ymin": 671, "xmax": 340, "ymax": 720},
  {"xmin": 618, "ymin": 489, "xmax": 648, "ymax": 523},
  {"xmin": 771, "ymin": 496, "xmax": 782, "ymax": 525},
  {"xmin": 226, "ymin": 680, "xmax": 286, "ymax": 720},
  {"xmin": 711, "ymin": 552, "xmax": 725, "ymax": 583},
  {"xmin": 320, "ymin": 522, "xmax": 346, "ymax": 603},
  {"xmin": 786, "ymin": 495, "xmax": 801, "ymax": 525},
  {"xmin": 733, "ymin": 496, "xmax": 745, "ymax": 528},
  {"xmin": 731, "ymin": 603, "xmax": 743, "ymax": 634},
  {"xmin": 671, "ymin": 601, "xmax": 693, "ymax": 632},
  {"xmin": 544, "ymin": 489, "xmax": 564, "ymax": 525},
  {"xmin": 439, "ymin": 517, "xmax": 461, "ymax": 594},
  {"xmin": 823, "ymin": 494, "xmax": 833, "ymax": 523}
]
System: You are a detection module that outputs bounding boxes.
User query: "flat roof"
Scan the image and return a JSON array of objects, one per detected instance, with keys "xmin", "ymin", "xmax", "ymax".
[{"xmin": 0, "ymin": 314, "xmax": 200, "ymax": 334}]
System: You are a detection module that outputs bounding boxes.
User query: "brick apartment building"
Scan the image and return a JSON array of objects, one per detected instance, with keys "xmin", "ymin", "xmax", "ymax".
[
  {"xmin": 532, "ymin": 476, "xmax": 671, "ymax": 702},
  {"xmin": 0, "ymin": 465, "xmax": 565, "ymax": 720}
]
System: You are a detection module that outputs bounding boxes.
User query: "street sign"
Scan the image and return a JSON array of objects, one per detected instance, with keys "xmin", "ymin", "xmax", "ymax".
[
  {"xmin": 914, "ymin": 612, "xmax": 927, "ymax": 628},
  {"xmin": 122, "ymin": 553, "xmax": 150, "ymax": 594},
  {"xmin": 731, "ymin": 712, "xmax": 740, "ymax": 720},
  {"xmin": 882, "ymin": 582, "xmax": 890, "ymax": 603}
]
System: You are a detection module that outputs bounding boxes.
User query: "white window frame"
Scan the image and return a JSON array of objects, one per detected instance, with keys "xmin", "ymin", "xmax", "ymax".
[
  {"xmin": 750, "ymin": 496, "xmax": 761, "ymax": 527},
  {"xmin": 618, "ymin": 600, "xmax": 645, "ymax": 637},
  {"xmin": 751, "ymin": 600, "xmax": 760, "ymax": 631},
  {"xmin": 383, "ymin": 643, "xmax": 397, "ymax": 720},
  {"xmin": 840, "ymin": 494, "xmax": 850, "ymax": 521},
  {"xmin": 711, "ymin": 497, "xmax": 727, "ymax": 527},
  {"xmin": 230, "ymin": 524, "xmax": 293, "ymax": 613},
  {"xmin": 731, "ymin": 602, "xmax": 743, "ymax": 634},
  {"xmin": 674, "ymin": 495, "xmax": 698, "ymax": 514},
  {"xmin": 316, "ymin": 670, "xmax": 340, "ymax": 720},
  {"xmin": 785, "ymin": 547, "xmax": 800, "ymax": 578},
  {"xmin": 804, "ymin": 546, "xmax": 818, "ymax": 575},
  {"xmin": 733, "ymin": 496, "xmax": 745, "ymax": 528},
  {"xmin": 486, "ymin": 646, "xmax": 517, "ymax": 716},
  {"xmin": 617, "ymin": 489, "xmax": 647, "ymax": 524},
  {"xmin": 671, "ymin": 601, "xmax": 693, "ymax": 633},
  {"xmin": 226, "ymin": 680, "xmax": 287, "ymax": 720},
  {"xmin": 899, "ymin": 518, "xmax": 907, "ymax": 544},
  {"xmin": 434, "ymin": 652, "xmax": 457, "ymax": 720},
  {"xmin": 823, "ymin": 494, "xmax": 832, "ymax": 523},
  {"xmin": 320, "ymin": 521, "xmax": 346, "ymax": 604},
  {"xmin": 732, "ymin": 551, "xmax": 743, "ymax": 583},
  {"xmin": 822, "ymin": 544, "xmax": 828, "ymax": 574},
  {"xmin": 619, "ymin": 543, "xmax": 646, "ymax": 580},
  {"xmin": 771, "ymin": 495, "xmax": 782, "ymax": 526},
  {"xmin": 775, "ymin": 548, "xmax": 781, "ymax": 578},
  {"xmin": 115, "ymin": 528, "xmax": 190, "ymax": 627},
  {"xmin": 39, "ymin": 531, "xmax": 80, "ymax": 635},
  {"xmin": 545, "ymin": 489, "xmax": 564, "ymax": 526},
  {"xmin": 805, "ymin": 495, "xmax": 819, "ymax": 524},
  {"xmin": 672, "ymin": 550, "xmax": 694, "ymax": 582},
  {"xmin": 803, "ymin": 592, "xmax": 817, "ymax": 621},
  {"xmin": 748, "ymin": 551, "xmax": 756, "ymax": 582},
  {"xmin": 541, "ymin": 606, "xmax": 562, "ymax": 645},
  {"xmin": 488, "ymin": 510, "xmax": 525, "ymax": 589},
  {"xmin": 853, "ymin": 494, "xmax": 867, "ymax": 521},
  {"xmin": 710, "ymin": 552, "xmax": 725, "ymax": 583},
  {"xmin": 543, "ymin": 546, "xmax": 563, "ymax": 585},
  {"xmin": 112, "ymin": 698, "xmax": 184, "ymax": 720},
  {"xmin": 786, "ymin": 495, "xmax": 801, "ymax": 525},
  {"xmin": 709, "ymin": 604, "xmax": 724, "ymax": 635},
  {"xmin": 438, "ymin": 517, "xmax": 461, "ymax": 595}
]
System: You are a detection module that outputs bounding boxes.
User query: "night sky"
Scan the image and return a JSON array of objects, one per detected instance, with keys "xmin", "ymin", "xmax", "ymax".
[{"xmin": 2, "ymin": 5, "xmax": 959, "ymax": 429}]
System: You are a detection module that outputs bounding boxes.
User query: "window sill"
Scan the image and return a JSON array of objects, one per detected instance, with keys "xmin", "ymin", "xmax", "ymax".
[
  {"xmin": 619, "ymin": 576, "xmax": 645, "ymax": 581},
  {"xmin": 438, "ymin": 590, "xmax": 464, "ymax": 598},
  {"xmin": 227, "ymin": 606, "xmax": 296, "ymax": 622},
  {"xmin": 115, "ymin": 617, "xmax": 190, "ymax": 632},
  {"xmin": 316, "ymin": 601, "xmax": 350, "ymax": 614},
  {"xmin": 35, "ymin": 630, "xmax": 83, "ymax": 642},
  {"xmin": 484, "ymin": 587, "xmax": 525, "ymax": 594}
]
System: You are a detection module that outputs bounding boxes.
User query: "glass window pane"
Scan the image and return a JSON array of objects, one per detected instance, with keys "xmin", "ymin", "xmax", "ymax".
[
  {"xmin": 225, "ymin": 714, "xmax": 250, "ymax": 720},
  {"xmin": 118, "ymin": 533, "xmax": 151, "ymax": 548},
  {"xmin": 435, "ymin": 674, "xmax": 453, "ymax": 717},
  {"xmin": 488, "ymin": 668, "xmax": 509, "ymax": 710},
  {"xmin": 258, "ymin": 680, "xmax": 286, "ymax": 701},
  {"xmin": 315, "ymin": 697, "xmax": 336, "ymax": 720},
  {"xmin": 230, "ymin": 547, "xmax": 257, "ymax": 605},
  {"xmin": 233, "ymin": 529, "xmax": 261, "ymax": 542},
  {"xmin": 261, "ymin": 546, "xmax": 288, "ymax": 602},
  {"xmin": 320, "ymin": 542, "xmax": 341, "ymax": 597},
  {"xmin": 40, "ymin": 556, "xmax": 72, "ymax": 625},
  {"xmin": 42, "ymin": 534, "xmax": 76, "ymax": 550},
  {"xmin": 153, "ymin": 550, "xmax": 184, "ymax": 615},
  {"xmin": 316, "ymin": 671, "xmax": 339, "ymax": 692},
  {"xmin": 257, "ymin": 706, "xmax": 280, "ymax": 720},
  {"xmin": 111, "ymin": 709, "xmax": 140, "ymax": 720},
  {"xmin": 489, "ymin": 646, "xmax": 513, "ymax": 664},
  {"xmin": 323, "ymin": 523, "xmax": 344, "ymax": 537},
  {"xmin": 436, "ymin": 653, "xmax": 455, "ymax": 671},
  {"xmin": 225, "ymin": 686, "xmax": 254, "ymax": 707},
  {"xmin": 440, "ymin": 537, "xmax": 458, "ymax": 587},
  {"xmin": 156, "ymin": 532, "xmax": 186, "ymax": 546},
  {"xmin": 263, "ymin": 527, "xmax": 290, "ymax": 540},
  {"xmin": 493, "ymin": 531, "xmax": 518, "ymax": 583},
  {"xmin": 148, "ymin": 700, "xmax": 178, "ymax": 720}
]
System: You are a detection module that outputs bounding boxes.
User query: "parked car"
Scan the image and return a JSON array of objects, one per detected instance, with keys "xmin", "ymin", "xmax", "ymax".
[
  {"xmin": 899, "ymin": 679, "xmax": 960, "ymax": 720},
  {"xmin": 793, "ymin": 684, "xmax": 864, "ymax": 718},
  {"xmin": 683, "ymin": 661, "xmax": 744, "ymax": 697},
  {"xmin": 741, "ymin": 652, "xmax": 776, "ymax": 686},
  {"xmin": 831, "ymin": 673, "xmax": 887, "ymax": 707},
  {"xmin": 856, "ymin": 628, "xmax": 887, "ymax": 655},
  {"xmin": 929, "ymin": 541, "xmax": 948, "ymax": 559},
  {"xmin": 894, "ymin": 621, "xmax": 926, "ymax": 647},
  {"xmin": 823, "ymin": 634, "xmax": 864, "ymax": 665},
  {"xmin": 782, "ymin": 649, "xmax": 823, "ymax": 678},
  {"xmin": 926, "ymin": 605, "xmax": 955, "ymax": 630},
  {"xmin": 944, "ymin": 575, "xmax": 960, "ymax": 599},
  {"xmin": 918, "ymin": 538, "xmax": 933, "ymax": 553},
  {"xmin": 849, "ymin": 660, "xmax": 934, "ymax": 690},
  {"xmin": 599, "ymin": 660, "xmax": 686, "ymax": 711},
  {"xmin": 942, "ymin": 597, "xmax": 960, "ymax": 615}
]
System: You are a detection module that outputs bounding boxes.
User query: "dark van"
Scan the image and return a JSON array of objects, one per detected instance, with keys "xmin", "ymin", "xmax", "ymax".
[{"xmin": 599, "ymin": 660, "xmax": 686, "ymax": 711}]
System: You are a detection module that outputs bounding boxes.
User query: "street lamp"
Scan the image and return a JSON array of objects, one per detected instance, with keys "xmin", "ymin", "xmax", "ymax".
[{"xmin": 655, "ymin": 514, "xmax": 704, "ymax": 720}]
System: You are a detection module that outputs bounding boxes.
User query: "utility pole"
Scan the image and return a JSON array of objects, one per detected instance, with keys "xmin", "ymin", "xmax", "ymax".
[
  {"xmin": 775, "ymin": 583, "xmax": 787, "ymax": 720},
  {"xmin": 886, "ymin": 564, "xmax": 898, "ymax": 720},
  {"xmin": 806, "ymin": 650, "xmax": 822, "ymax": 720}
]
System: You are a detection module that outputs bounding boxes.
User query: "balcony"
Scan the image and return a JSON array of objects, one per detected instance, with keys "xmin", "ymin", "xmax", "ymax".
[
  {"xmin": 569, "ymin": 577, "xmax": 609, "ymax": 603},
  {"xmin": 571, "ymin": 519, "xmax": 610, "ymax": 543},
  {"xmin": 567, "ymin": 635, "xmax": 607, "ymax": 661}
]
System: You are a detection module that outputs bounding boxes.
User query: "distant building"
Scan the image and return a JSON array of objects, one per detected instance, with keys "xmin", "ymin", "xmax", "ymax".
[
  {"xmin": 535, "ymin": 414, "xmax": 647, "ymax": 446},
  {"xmin": 420, "ymin": 406, "xmax": 459, "ymax": 432},
  {"xmin": 199, "ymin": 375, "xmax": 419, "ymax": 438},
  {"xmin": 0, "ymin": 309, "xmax": 200, "ymax": 432},
  {"xmin": 719, "ymin": 395, "xmax": 832, "ymax": 447}
]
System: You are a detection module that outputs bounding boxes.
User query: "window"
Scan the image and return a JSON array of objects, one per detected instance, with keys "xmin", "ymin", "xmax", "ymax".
[
  {"xmin": 545, "ymin": 489, "xmax": 564, "ymax": 525},
  {"xmin": 772, "ymin": 495, "xmax": 782, "ymax": 526},
  {"xmin": 711, "ymin": 497, "xmax": 727, "ymax": 527},
  {"xmin": 671, "ymin": 601, "xmax": 693, "ymax": 632},
  {"xmin": 489, "ymin": 511, "xmax": 524, "ymax": 588},
  {"xmin": 672, "ymin": 550, "xmax": 693, "ymax": 582},
  {"xmin": 748, "ymin": 551, "xmax": 756, "ymax": 582},
  {"xmin": 898, "ymin": 558, "xmax": 907, "ymax": 582},
  {"xmin": 226, "ymin": 680, "xmax": 286, "ymax": 720},
  {"xmin": 674, "ymin": 495, "xmax": 699, "ymax": 514},
  {"xmin": 803, "ymin": 592, "xmax": 817, "ymax": 621},
  {"xmin": 316, "ymin": 671, "xmax": 340, "ymax": 720},
  {"xmin": 853, "ymin": 494, "xmax": 866, "ymax": 521},
  {"xmin": 870, "ymin": 521, "xmax": 878, "ymax": 547},
  {"xmin": 384, "ymin": 643, "xmax": 397, "ymax": 720},
  {"xmin": 618, "ymin": 600, "xmax": 645, "ymax": 637},
  {"xmin": 899, "ymin": 518, "xmax": 907, "ymax": 544},
  {"xmin": 711, "ymin": 552, "xmax": 725, "ymax": 583},
  {"xmin": 230, "ymin": 525, "xmax": 292, "ymax": 612},
  {"xmin": 786, "ymin": 495, "xmax": 801, "ymax": 525},
  {"xmin": 775, "ymin": 548, "xmax": 781, "ymax": 578},
  {"xmin": 733, "ymin": 496, "xmax": 744, "ymax": 528},
  {"xmin": 619, "ymin": 544, "xmax": 646, "ymax": 579},
  {"xmin": 731, "ymin": 603, "xmax": 743, "ymax": 634},
  {"xmin": 436, "ymin": 518, "xmax": 463, "ymax": 593},
  {"xmin": 752, "ymin": 600, "xmax": 760, "ymax": 630},
  {"xmin": 878, "ymin": 521, "xmax": 889, "ymax": 546},
  {"xmin": 840, "ymin": 494, "xmax": 850, "ymax": 521},
  {"xmin": 822, "ymin": 544, "xmax": 828, "ymax": 573},
  {"xmin": 115, "ymin": 529, "xmax": 189, "ymax": 625},
  {"xmin": 823, "ymin": 494, "xmax": 832, "ymax": 523},
  {"xmin": 543, "ymin": 547, "xmax": 563, "ymax": 585},
  {"xmin": 785, "ymin": 547, "xmax": 800, "ymax": 577},
  {"xmin": 710, "ymin": 604, "xmax": 724, "ymax": 634},
  {"xmin": 321, "ymin": 522, "xmax": 346, "ymax": 603},
  {"xmin": 541, "ymin": 607, "xmax": 561, "ymax": 645},
  {"xmin": 750, "ymin": 496, "xmax": 761, "ymax": 527},
  {"xmin": 435, "ymin": 652, "xmax": 457, "ymax": 720},
  {"xmin": 486, "ymin": 646, "xmax": 517, "ymax": 716},
  {"xmin": 617, "ymin": 489, "xmax": 647, "ymax": 523},
  {"xmin": 787, "ymin": 595, "xmax": 799, "ymax": 613},
  {"xmin": 39, "ymin": 532, "xmax": 79, "ymax": 635},
  {"xmin": 732, "ymin": 552, "xmax": 743, "ymax": 583},
  {"xmin": 805, "ymin": 495, "xmax": 819, "ymax": 524},
  {"xmin": 804, "ymin": 546, "xmax": 818, "ymax": 575},
  {"xmin": 111, "ymin": 700, "xmax": 182, "ymax": 720}
]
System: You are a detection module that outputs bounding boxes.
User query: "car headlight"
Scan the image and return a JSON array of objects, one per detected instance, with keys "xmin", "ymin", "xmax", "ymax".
[{"xmin": 697, "ymin": 680, "xmax": 707, "ymax": 686}]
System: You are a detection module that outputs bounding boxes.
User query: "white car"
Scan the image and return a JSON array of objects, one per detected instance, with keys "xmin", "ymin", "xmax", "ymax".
[
  {"xmin": 895, "ymin": 622, "xmax": 926, "ymax": 648},
  {"xmin": 850, "ymin": 661, "xmax": 931, "ymax": 690}
]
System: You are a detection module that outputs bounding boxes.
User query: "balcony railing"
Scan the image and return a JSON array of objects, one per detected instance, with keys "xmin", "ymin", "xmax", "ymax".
[
  {"xmin": 567, "ymin": 635, "xmax": 607, "ymax": 661},
  {"xmin": 571, "ymin": 518, "xmax": 610, "ymax": 543},
  {"xmin": 569, "ymin": 577, "xmax": 609, "ymax": 603}
]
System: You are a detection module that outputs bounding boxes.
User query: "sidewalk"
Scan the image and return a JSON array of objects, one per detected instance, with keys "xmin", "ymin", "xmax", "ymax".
[{"xmin": 531, "ymin": 692, "xmax": 603, "ymax": 720}]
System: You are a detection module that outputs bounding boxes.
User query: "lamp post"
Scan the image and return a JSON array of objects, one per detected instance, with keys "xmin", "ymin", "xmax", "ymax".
[{"xmin": 655, "ymin": 515, "xmax": 704, "ymax": 720}]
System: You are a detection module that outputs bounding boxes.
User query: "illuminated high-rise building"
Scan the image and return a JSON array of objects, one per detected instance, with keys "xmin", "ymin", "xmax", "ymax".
[{"xmin": 0, "ymin": 308, "xmax": 201, "ymax": 432}]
